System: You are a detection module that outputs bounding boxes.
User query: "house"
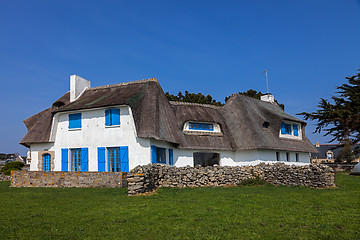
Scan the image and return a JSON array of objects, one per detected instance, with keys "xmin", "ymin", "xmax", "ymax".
[
  {"xmin": 20, "ymin": 75, "xmax": 317, "ymax": 172},
  {"xmin": 311, "ymin": 142, "xmax": 360, "ymax": 164}
]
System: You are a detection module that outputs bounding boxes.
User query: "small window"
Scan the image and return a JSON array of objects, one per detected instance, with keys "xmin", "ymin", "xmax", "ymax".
[
  {"xmin": 108, "ymin": 147, "xmax": 121, "ymax": 172},
  {"xmin": 189, "ymin": 122, "xmax": 214, "ymax": 131},
  {"xmin": 71, "ymin": 149, "xmax": 81, "ymax": 171},
  {"xmin": 296, "ymin": 153, "xmax": 299, "ymax": 162},
  {"xmin": 327, "ymin": 152, "xmax": 333, "ymax": 160},
  {"xmin": 151, "ymin": 146, "xmax": 166, "ymax": 164},
  {"xmin": 157, "ymin": 148, "xmax": 166, "ymax": 163},
  {"xmin": 281, "ymin": 122, "xmax": 292, "ymax": 135},
  {"xmin": 280, "ymin": 121, "xmax": 301, "ymax": 138},
  {"xmin": 105, "ymin": 109, "xmax": 120, "ymax": 126},
  {"xmin": 263, "ymin": 122, "xmax": 270, "ymax": 128},
  {"xmin": 276, "ymin": 152, "xmax": 280, "ymax": 161},
  {"xmin": 43, "ymin": 153, "xmax": 51, "ymax": 171},
  {"xmin": 286, "ymin": 152, "xmax": 290, "ymax": 162},
  {"xmin": 69, "ymin": 113, "xmax": 82, "ymax": 129}
]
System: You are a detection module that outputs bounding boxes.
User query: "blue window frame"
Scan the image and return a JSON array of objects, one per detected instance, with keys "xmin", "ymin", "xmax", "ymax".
[
  {"xmin": 151, "ymin": 145, "xmax": 166, "ymax": 164},
  {"xmin": 69, "ymin": 113, "xmax": 82, "ymax": 129},
  {"xmin": 108, "ymin": 147, "xmax": 121, "ymax": 172},
  {"xmin": 105, "ymin": 109, "xmax": 120, "ymax": 126},
  {"xmin": 281, "ymin": 122, "xmax": 300, "ymax": 137},
  {"xmin": 71, "ymin": 148, "xmax": 81, "ymax": 171},
  {"xmin": 293, "ymin": 124, "xmax": 299, "ymax": 136},
  {"xmin": 43, "ymin": 153, "xmax": 51, "ymax": 171},
  {"xmin": 189, "ymin": 122, "xmax": 214, "ymax": 131}
]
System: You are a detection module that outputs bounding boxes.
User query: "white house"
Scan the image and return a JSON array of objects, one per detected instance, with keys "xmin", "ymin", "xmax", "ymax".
[{"xmin": 20, "ymin": 75, "xmax": 317, "ymax": 172}]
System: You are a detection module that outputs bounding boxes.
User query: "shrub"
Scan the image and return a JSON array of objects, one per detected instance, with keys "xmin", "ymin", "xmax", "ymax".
[{"xmin": 1, "ymin": 161, "xmax": 24, "ymax": 175}]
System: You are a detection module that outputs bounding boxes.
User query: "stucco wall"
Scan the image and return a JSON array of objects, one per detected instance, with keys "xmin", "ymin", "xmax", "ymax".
[{"xmin": 30, "ymin": 105, "xmax": 151, "ymax": 171}]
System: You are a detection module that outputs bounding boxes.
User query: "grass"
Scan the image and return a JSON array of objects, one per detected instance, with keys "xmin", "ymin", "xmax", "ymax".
[{"xmin": 0, "ymin": 173, "xmax": 359, "ymax": 240}]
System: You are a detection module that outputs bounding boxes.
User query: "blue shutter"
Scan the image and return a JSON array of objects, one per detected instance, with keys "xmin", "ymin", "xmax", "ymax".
[
  {"xmin": 112, "ymin": 109, "xmax": 120, "ymax": 125},
  {"xmin": 293, "ymin": 124, "xmax": 299, "ymax": 136},
  {"xmin": 105, "ymin": 109, "xmax": 111, "ymax": 126},
  {"xmin": 151, "ymin": 145, "xmax": 157, "ymax": 164},
  {"xmin": 61, "ymin": 148, "xmax": 68, "ymax": 171},
  {"xmin": 81, "ymin": 148, "xmax": 88, "ymax": 171},
  {"xmin": 69, "ymin": 113, "xmax": 81, "ymax": 129},
  {"xmin": 169, "ymin": 149, "xmax": 173, "ymax": 165},
  {"xmin": 120, "ymin": 146, "xmax": 129, "ymax": 173},
  {"xmin": 98, "ymin": 147, "xmax": 106, "ymax": 172},
  {"xmin": 281, "ymin": 122, "xmax": 286, "ymax": 134}
]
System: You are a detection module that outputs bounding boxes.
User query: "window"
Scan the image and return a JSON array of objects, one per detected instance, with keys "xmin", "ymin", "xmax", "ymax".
[
  {"xmin": 327, "ymin": 152, "xmax": 333, "ymax": 160},
  {"xmin": 281, "ymin": 122, "xmax": 292, "ymax": 135},
  {"xmin": 108, "ymin": 147, "xmax": 121, "ymax": 172},
  {"xmin": 286, "ymin": 152, "xmax": 290, "ymax": 162},
  {"xmin": 151, "ymin": 146, "xmax": 166, "ymax": 164},
  {"xmin": 296, "ymin": 153, "xmax": 299, "ymax": 162},
  {"xmin": 189, "ymin": 122, "xmax": 214, "ymax": 131},
  {"xmin": 280, "ymin": 122, "xmax": 301, "ymax": 138},
  {"xmin": 276, "ymin": 152, "xmax": 280, "ymax": 161},
  {"xmin": 43, "ymin": 153, "xmax": 51, "ymax": 171},
  {"xmin": 156, "ymin": 148, "xmax": 166, "ymax": 163},
  {"xmin": 69, "ymin": 113, "xmax": 82, "ymax": 129},
  {"xmin": 263, "ymin": 122, "xmax": 270, "ymax": 128},
  {"xmin": 98, "ymin": 146, "xmax": 129, "ymax": 172},
  {"xmin": 71, "ymin": 149, "xmax": 81, "ymax": 171},
  {"xmin": 105, "ymin": 109, "xmax": 120, "ymax": 126}
]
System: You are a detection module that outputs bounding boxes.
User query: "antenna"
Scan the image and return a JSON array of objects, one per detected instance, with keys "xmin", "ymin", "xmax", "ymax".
[{"xmin": 263, "ymin": 69, "xmax": 269, "ymax": 94}]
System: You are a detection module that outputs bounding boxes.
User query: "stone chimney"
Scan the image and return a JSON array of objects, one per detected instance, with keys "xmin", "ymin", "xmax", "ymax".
[
  {"xmin": 260, "ymin": 94, "xmax": 275, "ymax": 103},
  {"xmin": 315, "ymin": 142, "xmax": 320, "ymax": 148},
  {"xmin": 70, "ymin": 75, "xmax": 91, "ymax": 102}
]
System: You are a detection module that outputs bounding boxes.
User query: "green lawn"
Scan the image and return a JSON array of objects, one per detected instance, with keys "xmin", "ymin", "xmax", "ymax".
[{"xmin": 0, "ymin": 173, "xmax": 359, "ymax": 240}]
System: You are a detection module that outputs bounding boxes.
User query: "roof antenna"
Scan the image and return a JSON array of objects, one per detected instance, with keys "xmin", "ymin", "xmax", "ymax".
[{"xmin": 263, "ymin": 69, "xmax": 269, "ymax": 94}]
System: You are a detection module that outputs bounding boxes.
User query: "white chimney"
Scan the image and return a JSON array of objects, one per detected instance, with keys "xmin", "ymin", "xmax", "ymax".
[
  {"xmin": 70, "ymin": 75, "xmax": 91, "ymax": 102},
  {"xmin": 260, "ymin": 94, "xmax": 275, "ymax": 103}
]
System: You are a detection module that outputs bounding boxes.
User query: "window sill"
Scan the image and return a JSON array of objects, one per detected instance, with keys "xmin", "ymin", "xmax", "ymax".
[
  {"xmin": 105, "ymin": 125, "xmax": 120, "ymax": 128},
  {"xmin": 68, "ymin": 128, "xmax": 81, "ymax": 131}
]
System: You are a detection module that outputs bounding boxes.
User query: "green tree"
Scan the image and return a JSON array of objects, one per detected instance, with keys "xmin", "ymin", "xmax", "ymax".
[
  {"xmin": 165, "ymin": 91, "xmax": 223, "ymax": 106},
  {"xmin": 299, "ymin": 69, "xmax": 360, "ymax": 162}
]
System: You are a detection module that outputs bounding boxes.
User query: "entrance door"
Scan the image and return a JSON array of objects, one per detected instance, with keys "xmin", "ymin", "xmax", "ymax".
[{"xmin": 193, "ymin": 152, "xmax": 219, "ymax": 167}]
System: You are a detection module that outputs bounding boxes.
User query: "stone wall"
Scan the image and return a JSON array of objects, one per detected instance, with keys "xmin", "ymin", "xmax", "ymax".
[
  {"xmin": 11, "ymin": 171, "xmax": 127, "ymax": 188},
  {"xmin": 127, "ymin": 163, "xmax": 335, "ymax": 195},
  {"xmin": 0, "ymin": 173, "xmax": 10, "ymax": 181}
]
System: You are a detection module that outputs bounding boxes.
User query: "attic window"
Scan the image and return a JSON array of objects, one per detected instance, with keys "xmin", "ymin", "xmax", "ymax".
[
  {"xmin": 263, "ymin": 122, "xmax": 270, "ymax": 128},
  {"xmin": 279, "ymin": 121, "xmax": 301, "ymax": 139},
  {"xmin": 183, "ymin": 121, "xmax": 222, "ymax": 135},
  {"xmin": 189, "ymin": 122, "xmax": 214, "ymax": 131}
]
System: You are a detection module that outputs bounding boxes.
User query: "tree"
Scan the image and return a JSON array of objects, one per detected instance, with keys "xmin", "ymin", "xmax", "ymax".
[
  {"xmin": 299, "ymin": 69, "xmax": 360, "ymax": 161},
  {"xmin": 165, "ymin": 91, "xmax": 223, "ymax": 106}
]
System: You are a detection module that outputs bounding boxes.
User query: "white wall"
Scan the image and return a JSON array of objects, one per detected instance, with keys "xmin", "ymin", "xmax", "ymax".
[{"xmin": 31, "ymin": 105, "xmax": 151, "ymax": 171}]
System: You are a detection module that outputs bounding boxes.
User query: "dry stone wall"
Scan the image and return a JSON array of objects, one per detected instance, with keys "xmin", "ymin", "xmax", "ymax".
[
  {"xmin": 127, "ymin": 163, "xmax": 335, "ymax": 195},
  {"xmin": 11, "ymin": 171, "xmax": 127, "ymax": 188}
]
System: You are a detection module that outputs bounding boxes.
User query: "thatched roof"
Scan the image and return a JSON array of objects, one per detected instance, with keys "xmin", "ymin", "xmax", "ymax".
[{"xmin": 20, "ymin": 78, "xmax": 317, "ymax": 153}]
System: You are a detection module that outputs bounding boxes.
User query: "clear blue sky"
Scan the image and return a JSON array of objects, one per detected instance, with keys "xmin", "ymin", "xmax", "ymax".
[{"xmin": 1, "ymin": 0, "xmax": 360, "ymax": 155}]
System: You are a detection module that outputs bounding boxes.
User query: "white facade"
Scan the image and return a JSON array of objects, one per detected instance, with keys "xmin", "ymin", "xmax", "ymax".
[{"xmin": 28, "ymin": 103, "xmax": 310, "ymax": 171}]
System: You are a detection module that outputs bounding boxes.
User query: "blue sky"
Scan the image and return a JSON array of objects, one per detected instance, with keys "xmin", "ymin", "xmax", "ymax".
[{"xmin": 1, "ymin": 1, "xmax": 360, "ymax": 155}]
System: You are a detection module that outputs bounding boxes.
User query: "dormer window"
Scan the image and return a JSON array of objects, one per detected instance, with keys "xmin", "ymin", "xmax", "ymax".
[
  {"xmin": 280, "ymin": 121, "xmax": 301, "ymax": 139},
  {"xmin": 189, "ymin": 122, "xmax": 214, "ymax": 131},
  {"xmin": 183, "ymin": 121, "xmax": 221, "ymax": 135}
]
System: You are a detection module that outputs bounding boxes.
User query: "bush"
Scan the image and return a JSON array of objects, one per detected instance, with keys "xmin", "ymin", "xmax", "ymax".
[
  {"xmin": 1, "ymin": 161, "xmax": 24, "ymax": 175},
  {"xmin": 240, "ymin": 176, "xmax": 267, "ymax": 186}
]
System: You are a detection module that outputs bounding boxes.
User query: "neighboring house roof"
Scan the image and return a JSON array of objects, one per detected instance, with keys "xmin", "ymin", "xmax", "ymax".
[
  {"xmin": 20, "ymin": 78, "xmax": 317, "ymax": 153},
  {"xmin": 311, "ymin": 144, "xmax": 360, "ymax": 159}
]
